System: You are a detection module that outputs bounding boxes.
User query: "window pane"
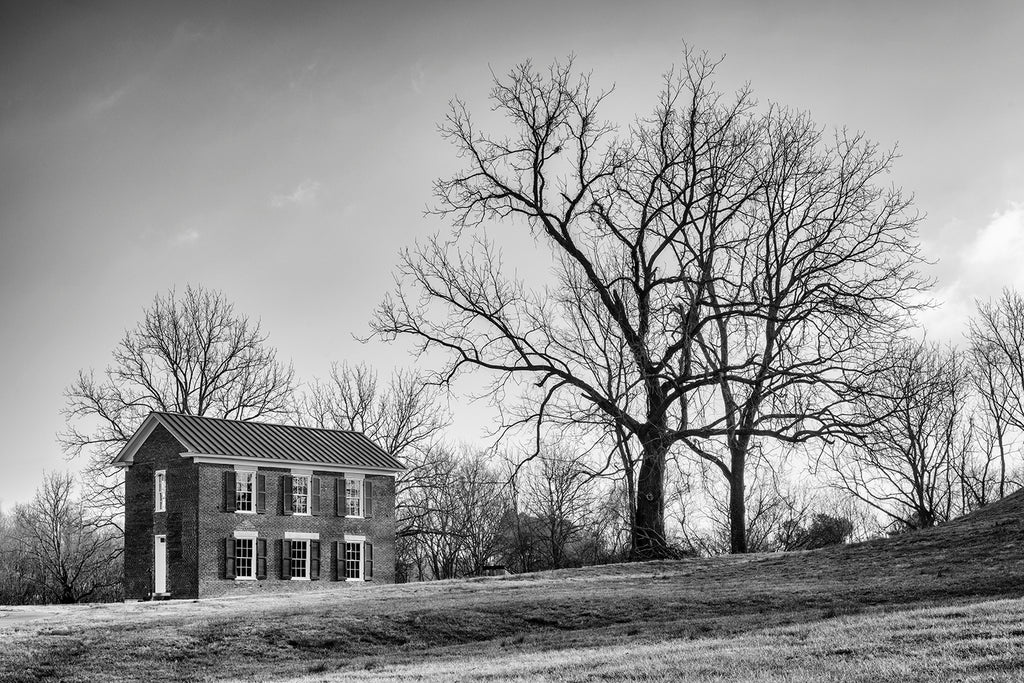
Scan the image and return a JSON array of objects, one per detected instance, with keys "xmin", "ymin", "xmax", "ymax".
[
  {"xmin": 235, "ymin": 538, "xmax": 254, "ymax": 578},
  {"xmin": 292, "ymin": 476, "xmax": 309, "ymax": 514},
  {"xmin": 291, "ymin": 539, "xmax": 308, "ymax": 578},
  {"xmin": 344, "ymin": 541, "xmax": 361, "ymax": 579},
  {"xmin": 235, "ymin": 471, "xmax": 255, "ymax": 512},
  {"xmin": 346, "ymin": 479, "xmax": 361, "ymax": 517},
  {"xmin": 155, "ymin": 472, "xmax": 166, "ymax": 512}
]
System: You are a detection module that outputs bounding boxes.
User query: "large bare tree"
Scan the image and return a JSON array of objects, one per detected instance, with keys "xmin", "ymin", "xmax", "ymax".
[
  {"xmin": 62, "ymin": 285, "xmax": 296, "ymax": 529},
  {"xmin": 372, "ymin": 51, "xmax": 924, "ymax": 556}
]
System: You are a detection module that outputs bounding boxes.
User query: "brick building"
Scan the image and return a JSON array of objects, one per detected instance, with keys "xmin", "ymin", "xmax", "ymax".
[{"xmin": 112, "ymin": 411, "xmax": 403, "ymax": 600}]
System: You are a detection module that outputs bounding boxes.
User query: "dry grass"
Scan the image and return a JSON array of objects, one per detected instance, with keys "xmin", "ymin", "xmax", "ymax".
[{"xmin": 2, "ymin": 489, "xmax": 1024, "ymax": 682}]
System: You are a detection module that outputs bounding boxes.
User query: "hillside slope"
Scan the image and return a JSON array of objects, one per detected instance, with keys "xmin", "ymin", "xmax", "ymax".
[{"xmin": 1, "ymin": 493, "xmax": 1023, "ymax": 682}]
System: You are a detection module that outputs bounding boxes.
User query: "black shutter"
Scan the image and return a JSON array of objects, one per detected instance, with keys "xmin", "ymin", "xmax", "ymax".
[
  {"xmin": 363, "ymin": 480, "xmax": 373, "ymax": 519},
  {"xmin": 364, "ymin": 542, "xmax": 373, "ymax": 580},
  {"xmin": 224, "ymin": 538, "xmax": 236, "ymax": 579},
  {"xmin": 256, "ymin": 538, "xmax": 267, "ymax": 580},
  {"xmin": 338, "ymin": 475, "xmax": 347, "ymax": 516},
  {"xmin": 333, "ymin": 541, "xmax": 341, "ymax": 581},
  {"xmin": 282, "ymin": 476, "xmax": 293, "ymax": 515},
  {"xmin": 256, "ymin": 473, "xmax": 266, "ymax": 514},
  {"xmin": 311, "ymin": 541, "xmax": 321, "ymax": 581},
  {"xmin": 311, "ymin": 476, "xmax": 321, "ymax": 516},
  {"xmin": 223, "ymin": 471, "xmax": 236, "ymax": 512},
  {"xmin": 279, "ymin": 539, "xmax": 290, "ymax": 579}
]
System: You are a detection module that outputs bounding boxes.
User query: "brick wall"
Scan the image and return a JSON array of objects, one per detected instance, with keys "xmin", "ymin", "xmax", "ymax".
[
  {"xmin": 195, "ymin": 464, "xmax": 396, "ymax": 598},
  {"xmin": 124, "ymin": 425, "xmax": 199, "ymax": 599},
  {"xmin": 124, "ymin": 423, "xmax": 397, "ymax": 600}
]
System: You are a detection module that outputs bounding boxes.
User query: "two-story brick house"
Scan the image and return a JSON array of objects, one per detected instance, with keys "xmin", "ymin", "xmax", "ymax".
[{"xmin": 112, "ymin": 411, "xmax": 403, "ymax": 600}]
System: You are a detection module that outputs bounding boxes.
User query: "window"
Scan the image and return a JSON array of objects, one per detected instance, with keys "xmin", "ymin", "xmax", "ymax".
[
  {"xmin": 345, "ymin": 477, "xmax": 362, "ymax": 517},
  {"xmin": 226, "ymin": 533, "xmax": 264, "ymax": 581},
  {"xmin": 339, "ymin": 536, "xmax": 372, "ymax": 582},
  {"xmin": 292, "ymin": 475, "xmax": 310, "ymax": 515},
  {"xmin": 290, "ymin": 539, "xmax": 309, "ymax": 579},
  {"xmin": 154, "ymin": 470, "xmax": 166, "ymax": 512},
  {"xmin": 235, "ymin": 470, "xmax": 256, "ymax": 513},
  {"xmin": 344, "ymin": 541, "xmax": 362, "ymax": 580},
  {"xmin": 235, "ymin": 538, "xmax": 255, "ymax": 580}
]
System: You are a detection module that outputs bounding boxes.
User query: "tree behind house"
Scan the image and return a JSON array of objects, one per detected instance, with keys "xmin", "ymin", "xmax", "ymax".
[{"xmin": 61, "ymin": 285, "xmax": 297, "ymax": 531}]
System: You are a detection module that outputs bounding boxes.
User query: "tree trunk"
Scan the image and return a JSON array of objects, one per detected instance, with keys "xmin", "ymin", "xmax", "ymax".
[
  {"xmin": 632, "ymin": 437, "xmax": 668, "ymax": 559},
  {"xmin": 729, "ymin": 449, "xmax": 747, "ymax": 554}
]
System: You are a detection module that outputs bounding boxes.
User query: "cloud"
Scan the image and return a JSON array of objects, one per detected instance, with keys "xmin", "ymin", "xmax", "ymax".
[
  {"xmin": 410, "ymin": 62, "xmax": 426, "ymax": 95},
  {"xmin": 270, "ymin": 180, "xmax": 322, "ymax": 209},
  {"xmin": 83, "ymin": 86, "xmax": 128, "ymax": 117},
  {"xmin": 919, "ymin": 202, "xmax": 1024, "ymax": 340},
  {"xmin": 962, "ymin": 202, "xmax": 1024, "ymax": 283},
  {"xmin": 171, "ymin": 228, "xmax": 201, "ymax": 246}
]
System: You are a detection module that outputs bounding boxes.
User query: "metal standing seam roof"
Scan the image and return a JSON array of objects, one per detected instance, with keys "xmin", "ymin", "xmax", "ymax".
[{"xmin": 153, "ymin": 411, "xmax": 403, "ymax": 471}]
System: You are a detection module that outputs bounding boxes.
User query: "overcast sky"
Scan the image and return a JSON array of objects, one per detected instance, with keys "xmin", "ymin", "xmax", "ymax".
[{"xmin": 1, "ymin": 0, "xmax": 1023, "ymax": 509}]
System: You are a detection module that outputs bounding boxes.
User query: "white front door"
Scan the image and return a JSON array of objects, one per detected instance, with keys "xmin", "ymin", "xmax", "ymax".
[{"xmin": 154, "ymin": 535, "xmax": 167, "ymax": 594}]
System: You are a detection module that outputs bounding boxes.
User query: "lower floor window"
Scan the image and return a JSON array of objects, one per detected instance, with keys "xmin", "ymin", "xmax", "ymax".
[
  {"xmin": 235, "ymin": 538, "xmax": 255, "ymax": 579},
  {"xmin": 290, "ymin": 539, "xmax": 309, "ymax": 579},
  {"xmin": 344, "ymin": 542, "xmax": 361, "ymax": 580}
]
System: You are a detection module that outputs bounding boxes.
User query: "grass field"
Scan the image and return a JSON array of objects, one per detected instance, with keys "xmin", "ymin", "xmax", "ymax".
[{"xmin": 2, "ymin": 490, "xmax": 1024, "ymax": 682}]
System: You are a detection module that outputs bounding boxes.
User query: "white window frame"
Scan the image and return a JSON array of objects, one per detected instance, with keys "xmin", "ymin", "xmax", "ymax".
[
  {"xmin": 289, "ymin": 539, "xmax": 310, "ymax": 580},
  {"xmin": 291, "ymin": 471, "xmax": 312, "ymax": 516},
  {"xmin": 234, "ymin": 467, "xmax": 257, "ymax": 514},
  {"xmin": 343, "ymin": 534, "xmax": 366, "ymax": 582},
  {"xmin": 232, "ymin": 530, "xmax": 258, "ymax": 581},
  {"xmin": 285, "ymin": 532, "xmax": 318, "ymax": 581},
  {"xmin": 154, "ymin": 470, "xmax": 166, "ymax": 512},
  {"xmin": 345, "ymin": 475, "xmax": 364, "ymax": 518}
]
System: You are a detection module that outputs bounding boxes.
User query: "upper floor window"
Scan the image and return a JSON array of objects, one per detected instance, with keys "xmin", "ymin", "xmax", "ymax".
[
  {"xmin": 292, "ymin": 475, "xmax": 310, "ymax": 515},
  {"xmin": 345, "ymin": 477, "xmax": 362, "ymax": 517},
  {"xmin": 235, "ymin": 470, "xmax": 256, "ymax": 513},
  {"xmin": 154, "ymin": 470, "xmax": 166, "ymax": 512}
]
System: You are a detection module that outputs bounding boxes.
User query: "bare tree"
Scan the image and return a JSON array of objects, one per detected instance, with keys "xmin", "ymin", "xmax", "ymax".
[
  {"xmin": 517, "ymin": 445, "xmax": 599, "ymax": 568},
  {"xmin": 372, "ymin": 51, "xmax": 924, "ymax": 556},
  {"xmin": 828, "ymin": 340, "xmax": 972, "ymax": 530},
  {"xmin": 61, "ymin": 285, "xmax": 297, "ymax": 530},
  {"xmin": 14, "ymin": 473, "xmax": 121, "ymax": 604},
  {"xmin": 298, "ymin": 362, "xmax": 451, "ymax": 538},
  {"xmin": 967, "ymin": 288, "xmax": 1024, "ymax": 499}
]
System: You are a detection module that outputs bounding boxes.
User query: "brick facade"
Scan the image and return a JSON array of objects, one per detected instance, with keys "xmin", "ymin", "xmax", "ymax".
[{"xmin": 123, "ymin": 424, "xmax": 397, "ymax": 600}]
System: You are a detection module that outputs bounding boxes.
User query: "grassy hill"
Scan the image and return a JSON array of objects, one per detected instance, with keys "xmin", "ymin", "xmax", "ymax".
[{"xmin": 2, "ymin": 491, "xmax": 1024, "ymax": 682}]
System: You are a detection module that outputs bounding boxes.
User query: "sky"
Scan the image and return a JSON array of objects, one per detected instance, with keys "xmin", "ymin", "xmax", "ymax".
[{"xmin": 1, "ymin": 0, "xmax": 1023, "ymax": 509}]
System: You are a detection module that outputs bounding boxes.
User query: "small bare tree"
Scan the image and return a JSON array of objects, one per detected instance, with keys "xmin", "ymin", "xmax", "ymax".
[
  {"xmin": 517, "ymin": 445, "xmax": 599, "ymax": 568},
  {"xmin": 61, "ymin": 285, "xmax": 296, "ymax": 529},
  {"xmin": 828, "ymin": 340, "xmax": 972, "ymax": 530},
  {"xmin": 967, "ymin": 288, "xmax": 1024, "ymax": 499},
  {"xmin": 14, "ymin": 472, "xmax": 121, "ymax": 604},
  {"xmin": 298, "ymin": 362, "xmax": 451, "ymax": 539}
]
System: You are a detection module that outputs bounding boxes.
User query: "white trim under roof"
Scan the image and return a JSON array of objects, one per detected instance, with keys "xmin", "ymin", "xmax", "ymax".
[{"xmin": 186, "ymin": 453, "xmax": 399, "ymax": 477}]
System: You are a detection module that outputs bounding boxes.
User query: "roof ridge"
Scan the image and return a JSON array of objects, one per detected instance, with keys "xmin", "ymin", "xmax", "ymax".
[{"xmin": 153, "ymin": 411, "xmax": 367, "ymax": 437}]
